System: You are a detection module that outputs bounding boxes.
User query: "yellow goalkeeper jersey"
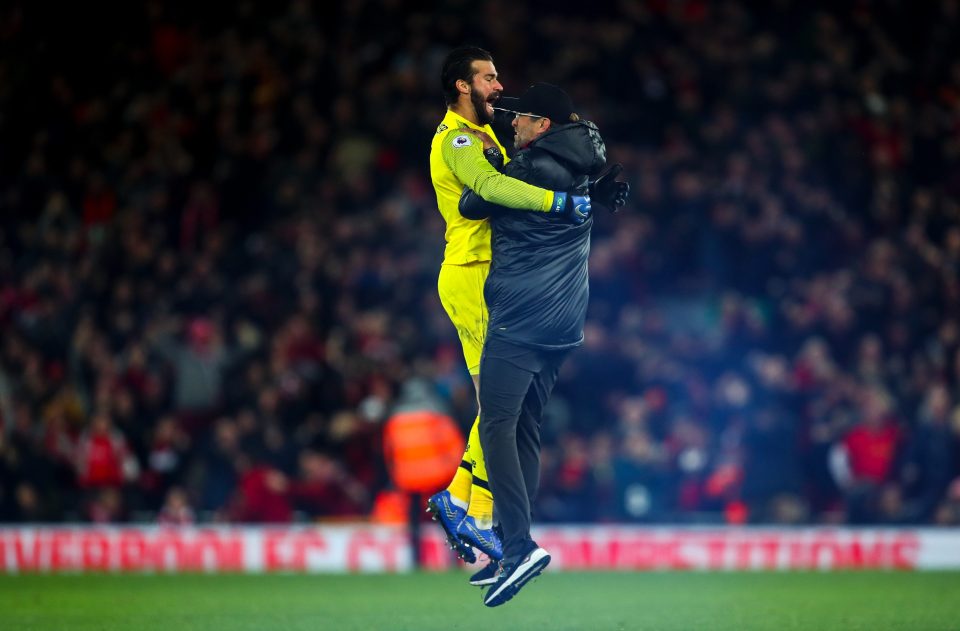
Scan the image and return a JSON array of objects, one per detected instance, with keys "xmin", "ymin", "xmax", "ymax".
[{"xmin": 429, "ymin": 109, "xmax": 554, "ymax": 264}]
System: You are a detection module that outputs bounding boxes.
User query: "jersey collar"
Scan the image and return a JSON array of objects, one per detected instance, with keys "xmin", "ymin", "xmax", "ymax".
[{"xmin": 445, "ymin": 109, "xmax": 487, "ymax": 131}]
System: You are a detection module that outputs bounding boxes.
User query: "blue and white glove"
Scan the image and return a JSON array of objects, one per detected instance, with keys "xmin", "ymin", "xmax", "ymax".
[{"xmin": 550, "ymin": 191, "xmax": 593, "ymax": 225}]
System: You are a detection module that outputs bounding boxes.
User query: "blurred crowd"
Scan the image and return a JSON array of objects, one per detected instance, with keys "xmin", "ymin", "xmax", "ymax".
[{"xmin": 2, "ymin": 0, "xmax": 960, "ymax": 526}]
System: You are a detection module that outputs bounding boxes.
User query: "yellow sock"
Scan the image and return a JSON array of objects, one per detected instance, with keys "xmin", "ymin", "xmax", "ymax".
[
  {"xmin": 466, "ymin": 483, "xmax": 493, "ymax": 527},
  {"xmin": 446, "ymin": 415, "xmax": 478, "ymax": 507},
  {"xmin": 446, "ymin": 459, "xmax": 472, "ymax": 508},
  {"xmin": 465, "ymin": 416, "xmax": 494, "ymax": 526}
]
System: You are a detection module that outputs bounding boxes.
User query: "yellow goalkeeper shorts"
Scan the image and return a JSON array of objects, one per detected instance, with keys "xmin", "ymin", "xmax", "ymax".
[{"xmin": 437, "ymin": 261, "xmax": 489, "ymax": 375}]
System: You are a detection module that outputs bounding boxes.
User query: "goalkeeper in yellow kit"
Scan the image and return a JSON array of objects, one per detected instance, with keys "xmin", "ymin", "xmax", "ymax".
[{"xmin": 425, "ymin": 46, "xmax": 591, "ymax": 586}]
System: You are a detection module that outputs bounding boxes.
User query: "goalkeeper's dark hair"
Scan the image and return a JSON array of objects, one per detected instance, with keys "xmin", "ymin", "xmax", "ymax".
[{"xmin": 441, "ymin": 46, "xmax": 494, "ymax": 106}]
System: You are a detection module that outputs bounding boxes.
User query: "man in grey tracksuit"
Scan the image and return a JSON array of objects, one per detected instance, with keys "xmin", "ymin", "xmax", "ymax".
[{"xmin": 458, "ymin": 83, "xmax": 613, "ymax": 607}]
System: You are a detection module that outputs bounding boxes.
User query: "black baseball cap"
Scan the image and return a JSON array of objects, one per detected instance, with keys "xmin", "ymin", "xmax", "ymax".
[{"xmin": 496, "ymin": 83, "xmax": 578, "ymax": 123}]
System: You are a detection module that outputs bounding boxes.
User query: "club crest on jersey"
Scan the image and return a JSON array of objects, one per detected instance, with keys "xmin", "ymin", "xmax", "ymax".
[
  {"xmin": 452, "ymin": 134, "xmax": 472, "ymax": 148},
  {"xmin": 436, "ymin": 123, "xmax": 448, "ymax": 135}
]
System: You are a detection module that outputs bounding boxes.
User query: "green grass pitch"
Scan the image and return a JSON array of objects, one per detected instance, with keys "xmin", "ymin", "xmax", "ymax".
[{"xmin": 1, "ymin": 571, "xmax": 958, "ymax": 630}]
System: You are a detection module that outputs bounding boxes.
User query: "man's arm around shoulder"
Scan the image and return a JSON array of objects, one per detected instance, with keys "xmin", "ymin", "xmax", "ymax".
[
  {"xmin": 459, "ymin": 151, "xmax": 535, "ymax": 220},
  {"xmin": 441, "ymin": 128, "xmax": 553, "ymax": 212}
]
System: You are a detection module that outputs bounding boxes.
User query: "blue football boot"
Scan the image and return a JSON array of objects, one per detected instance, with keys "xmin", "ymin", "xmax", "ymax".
[
  {"xmin": 456, "ymin": 515, "xmax": 503, "ymax": 561},
  {"xmin": 426, "ymin": 490, "xmax": 476, "ymax": 564}
]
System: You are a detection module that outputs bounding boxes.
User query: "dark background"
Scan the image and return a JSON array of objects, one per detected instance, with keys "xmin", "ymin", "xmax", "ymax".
[{"xmin": 1, "ymin": 0, "xmax": 959, "ymax": 526}]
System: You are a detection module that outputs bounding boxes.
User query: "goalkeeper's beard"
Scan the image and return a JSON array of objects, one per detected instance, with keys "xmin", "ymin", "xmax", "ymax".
[{"xmin": 471, "ymin": 90, "xmax": 494, "ymax": 126}]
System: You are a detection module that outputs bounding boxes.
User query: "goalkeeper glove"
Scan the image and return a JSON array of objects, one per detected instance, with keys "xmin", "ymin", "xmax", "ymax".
[
  {"xmin": 589, "ymin": 164, "xmax": 630, "ymax": 213},
  {"xmin": 550, "ymin": 191, "xmax": 593, "ymax": 225}
]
